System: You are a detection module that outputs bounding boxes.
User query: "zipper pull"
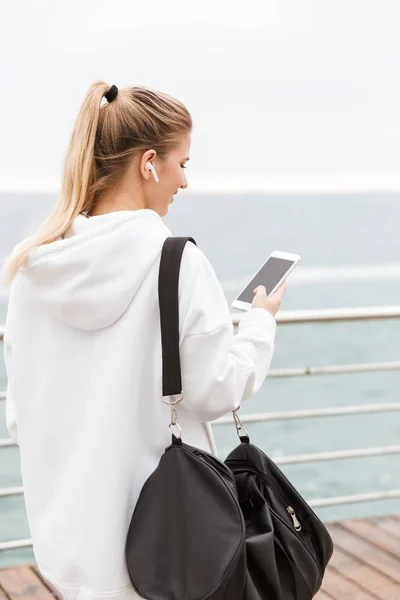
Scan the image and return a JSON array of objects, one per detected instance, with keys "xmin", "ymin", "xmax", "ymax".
[{"xmin": 287, "ymin": 506, "xmax": 302, "ymax": 531}]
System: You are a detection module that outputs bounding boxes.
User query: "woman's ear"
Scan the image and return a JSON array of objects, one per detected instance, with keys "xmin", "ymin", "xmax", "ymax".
[{"xmin": 140, "ymin": 150, "xmax": 157, "ymax": 180}]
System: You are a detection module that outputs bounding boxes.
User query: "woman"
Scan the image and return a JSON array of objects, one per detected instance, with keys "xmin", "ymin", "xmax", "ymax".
[{"xmin": 1, "ymin": 81, "xmax": 286, "ymax": 600}]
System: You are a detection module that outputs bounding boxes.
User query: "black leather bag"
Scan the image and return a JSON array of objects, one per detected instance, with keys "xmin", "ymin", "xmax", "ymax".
[{"xmin": 125, "ymin": 236, "xmax": 334, "ymax": 600}]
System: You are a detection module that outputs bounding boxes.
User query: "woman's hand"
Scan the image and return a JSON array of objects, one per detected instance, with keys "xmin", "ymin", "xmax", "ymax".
[{"xmin": 251, "ymin": 282, "xmax": 287, "ymax": 317}]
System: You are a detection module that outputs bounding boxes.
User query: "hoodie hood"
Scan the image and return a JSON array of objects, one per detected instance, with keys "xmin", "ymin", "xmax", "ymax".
[{"xmin": 19, "ymin": 209, "xmax": 172, "ymax": 331}]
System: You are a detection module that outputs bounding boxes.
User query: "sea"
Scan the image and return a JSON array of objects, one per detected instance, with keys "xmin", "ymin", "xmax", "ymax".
[{"xmin": 1, "ymin": 191, "xmax": 400, "ymax": 568}]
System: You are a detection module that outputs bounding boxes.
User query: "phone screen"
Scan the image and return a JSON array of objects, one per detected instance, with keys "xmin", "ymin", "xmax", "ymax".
[{"xmin": 236, "ymin": 257, "xmax": 295, "ymax": 302}]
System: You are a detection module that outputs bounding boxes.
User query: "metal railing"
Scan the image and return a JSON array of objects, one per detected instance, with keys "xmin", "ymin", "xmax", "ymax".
[
  {"xmin": 1, "ymin": 304, "xmax": 400, "ymax": 552},
  {"xmin": 1, "ymin": 304, "xmax": 400, "ymax": 344}
]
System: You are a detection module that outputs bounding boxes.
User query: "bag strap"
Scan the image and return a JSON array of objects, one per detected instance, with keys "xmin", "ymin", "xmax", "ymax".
[
  {"xmin": 158, "ymin": 235, "xmax": 197, "ymax": 399},
  {"xmin": 158, "ymin": 235, "xmax": 249, "ymax": 443}
]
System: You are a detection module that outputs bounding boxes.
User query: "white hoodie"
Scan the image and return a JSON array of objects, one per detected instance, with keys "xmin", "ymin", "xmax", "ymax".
[{"xmin": 3, "ymin": 208, "xmax": 277, "ymax": 600}]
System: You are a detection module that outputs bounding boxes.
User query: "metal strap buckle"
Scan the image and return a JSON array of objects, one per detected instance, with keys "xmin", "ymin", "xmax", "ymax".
[
  {"xmin": 162, "ymin": 393, "xmax": 184, "ymax": 439},
  {"xmin": 168, "ymin": 405, "xmax": 182, "ymax": 438},
  {"xmin": 232, "ymin": 405, "xmax": 249, "ymax": 439},
  {"xmin": 161, "ymin": 392, "xmax": 183, "ymax": 406}
]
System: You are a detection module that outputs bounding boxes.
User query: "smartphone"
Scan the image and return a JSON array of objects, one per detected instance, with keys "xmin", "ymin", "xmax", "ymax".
[{"xmin": 231, "ymin": 251, "xmax": 301, "ymax": 311}]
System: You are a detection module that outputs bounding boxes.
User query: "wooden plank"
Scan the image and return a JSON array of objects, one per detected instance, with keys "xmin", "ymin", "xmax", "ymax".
[
  {"xmin": 0, "ymin": 585, "xmax": 10, "ymax": 600},
  {"xmin": 327, "ymin": 544, "xmax": 400, "ymax": 599},
  {"xmin": 0, "ymin": 515, "xmax": 399, "ymax": 600},
  {"xmin": 370, "ymin": 516, "xmax": 400, "ymax": 539},
  {"xmin": 0, "ymin": 566, "xmax": 56, "ymax": 600},
  {"xmin": 340, "ymin": 518, "xmax": 400, "ymax": 557},
  {"xmin": 314, "ymin": 588, "xmax": 335, "ymax": 599},
  {"xmin": 320, "ymin": 567, "xmax": 380, "ymax": 599},
  {"xmin": 389, "ymin": 515, "xmax": 400, "ymax": 524},
  {"xmin": 327, "ymin": 523, "xmax": 400, "ymax": 583},
  {"xmin": 30, "ymin": 565, "xmax": 61, "ymax": 600}
]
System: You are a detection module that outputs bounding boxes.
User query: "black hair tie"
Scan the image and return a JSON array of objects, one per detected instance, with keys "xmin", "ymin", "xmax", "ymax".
[{"xmin": 104, "ymin": 84, "xmax": 118, "ymax": 103}]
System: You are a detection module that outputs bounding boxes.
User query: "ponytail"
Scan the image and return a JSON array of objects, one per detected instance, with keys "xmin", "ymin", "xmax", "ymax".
[{"xmin": 1, "ymin": 80, "xmax": 192, "ymax": 287}]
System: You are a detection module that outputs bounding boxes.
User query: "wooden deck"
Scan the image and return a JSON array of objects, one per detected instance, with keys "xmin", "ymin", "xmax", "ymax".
[{"xmin": 0, "ymin": 515, "xmax": 399, "ymax": 599}]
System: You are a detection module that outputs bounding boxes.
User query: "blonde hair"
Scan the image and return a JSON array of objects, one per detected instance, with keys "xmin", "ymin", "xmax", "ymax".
[{"xmin": 1, "ymin": 81, "xmax": 192, "ymax": 287}]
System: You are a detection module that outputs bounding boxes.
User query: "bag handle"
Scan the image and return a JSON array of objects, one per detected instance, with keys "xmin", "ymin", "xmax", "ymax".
[
  {"xmin": 158, "ymin": 236, "xmax": 196, "ymax": 440},
  {"xmin": 158, "ymin": 235, "xmax": 249, "ymax": 442},
  {"xmin": 159, "ymin": 236, "xmax": 196, "ymax": 398}
]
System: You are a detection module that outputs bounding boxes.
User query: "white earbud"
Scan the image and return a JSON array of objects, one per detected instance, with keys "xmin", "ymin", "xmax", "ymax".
[{"xmin": 145, "ymin": 161, "xmax": 159, "ymax": 183}]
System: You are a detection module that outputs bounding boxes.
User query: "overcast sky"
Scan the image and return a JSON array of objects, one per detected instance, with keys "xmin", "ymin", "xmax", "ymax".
[{"xmin": 1, "ymin": 0, "xmax": 400, "ymax": 192}]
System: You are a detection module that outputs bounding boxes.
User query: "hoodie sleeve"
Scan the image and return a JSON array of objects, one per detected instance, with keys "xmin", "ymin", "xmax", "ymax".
[
  {"xmin": 3, "ymin": 291, "xmax": 19, "ymax": 445},
  {"xmin": 175, "ymin": 242, "xmax": 277, "ymax": 423}
]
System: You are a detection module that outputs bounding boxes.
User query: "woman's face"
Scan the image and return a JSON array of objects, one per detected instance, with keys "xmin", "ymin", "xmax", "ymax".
[{"xmin": 144, "ymin": 133, "xmax": 191, "ymax": 216}]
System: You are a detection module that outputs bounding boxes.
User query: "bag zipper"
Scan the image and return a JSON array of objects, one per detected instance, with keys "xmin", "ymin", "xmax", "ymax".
[
  {"xmin": 226, "ymin": 460, "xmax": 323, "ymax": 579},
  {"xmin": 238, "ymin": 466, "xmax": 302, "ymax": 532},
  {"xmin": 226, "ymin": 457, "xmax": 330, "ymax": 536},
  {"xmin": 269, "ymin": 505, "xmax": 323, "ymax": 580},
  {"xmin": 287, "ymin": 505, "xmax": 302, "ymax": 531},
  {"xmin": 227, "ymin": 461, "xmax": 297, "ymax": 522}
]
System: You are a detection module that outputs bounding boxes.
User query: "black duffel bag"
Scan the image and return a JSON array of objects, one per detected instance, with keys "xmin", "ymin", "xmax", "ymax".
[{"xmin": 125, "ymin": 236, "xmax": 333, "ymax": 600}]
